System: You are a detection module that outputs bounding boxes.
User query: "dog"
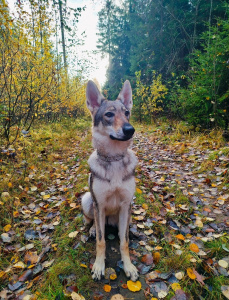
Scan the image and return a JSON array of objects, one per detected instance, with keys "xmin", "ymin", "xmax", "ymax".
[{"xmin": 81, "ymin": 80, "xmax": 138, "ymax": 282}]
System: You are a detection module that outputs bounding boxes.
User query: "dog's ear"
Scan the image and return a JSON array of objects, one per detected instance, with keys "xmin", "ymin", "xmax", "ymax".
[
  {"xmin": 117, "ymin": 80, "xmax": 133, "ymax": 111},
  {"xmin": 86, "ymin": 80, "xmax": 104, "ymax": 114}
]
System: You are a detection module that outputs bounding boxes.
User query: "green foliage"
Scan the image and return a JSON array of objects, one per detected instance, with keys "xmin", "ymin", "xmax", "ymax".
[
  {"xmin": 133, "ymin": 71, "xmax": 167, "ymax": 122},
  {"xmin": 97, "ymin": 0, "xmax": 229, "ymax": 129},
  {"xmin": 169, "ymin": 18, "xmax": 229, "ymax": 128}
]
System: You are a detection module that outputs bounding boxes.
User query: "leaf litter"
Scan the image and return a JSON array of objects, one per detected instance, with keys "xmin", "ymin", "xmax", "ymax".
[{"xmin": 0, "ymin": 125, "xmax": 229, "ymax": 299}]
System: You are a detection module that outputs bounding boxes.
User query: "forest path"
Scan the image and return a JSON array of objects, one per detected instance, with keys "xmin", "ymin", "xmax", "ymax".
[{"xmin": 86, "ymin": 129, "xmax": 229, "ymax": 299}]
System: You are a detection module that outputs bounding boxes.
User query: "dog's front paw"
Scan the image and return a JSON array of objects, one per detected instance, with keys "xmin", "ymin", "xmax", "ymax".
[
  {"xmin": 124, "ymin": 262, "xmax": 139, "ymax": 282},
  {"xmin": 92, "ymin": 260, "xmax": 105, "ymax": 281}
]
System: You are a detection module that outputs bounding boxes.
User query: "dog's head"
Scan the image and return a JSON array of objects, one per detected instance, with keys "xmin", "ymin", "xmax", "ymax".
[{"xmin": 86, "ymin": 80, "xmax": 135, "ymax": 142}]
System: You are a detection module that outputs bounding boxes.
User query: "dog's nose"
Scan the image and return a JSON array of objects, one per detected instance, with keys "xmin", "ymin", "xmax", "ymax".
[{"xmin": 123, "ymin": 123, "xmax": 135, "ymax": 137}]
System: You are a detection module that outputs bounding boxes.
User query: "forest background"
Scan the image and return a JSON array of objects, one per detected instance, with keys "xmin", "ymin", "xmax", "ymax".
[{"xmin": 0, "ymin": 0, "xmax": 229, "ymax": 145}]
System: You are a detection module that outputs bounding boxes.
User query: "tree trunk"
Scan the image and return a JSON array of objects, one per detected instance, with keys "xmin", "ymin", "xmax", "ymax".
[{"xmin": 58, "ymin": 0, "xmax": 67, "ymax": 70}]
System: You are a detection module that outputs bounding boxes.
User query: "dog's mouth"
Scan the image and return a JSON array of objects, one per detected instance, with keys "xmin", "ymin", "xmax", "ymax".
[{"xmin": 109, "ymin": 134, "xmax": 133, "ymax": 141}]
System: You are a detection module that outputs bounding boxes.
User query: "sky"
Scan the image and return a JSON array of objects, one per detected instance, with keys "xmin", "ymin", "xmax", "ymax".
[
  {"xmin": 7, "ymin": 0, "xmax": 109, "ymax": 87},
  {"xmin": 67, "ymin": 0, "xmax": 109, "ymax": 86}
]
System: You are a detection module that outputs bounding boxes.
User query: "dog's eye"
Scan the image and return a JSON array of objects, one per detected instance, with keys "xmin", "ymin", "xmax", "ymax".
[
  {"xmin": 125, "ymin": 111, "xmax": 130, "ymax": 117},
  {"xmin": 105, "ymin": 112, "xmax": 114, "ymax": 118}
]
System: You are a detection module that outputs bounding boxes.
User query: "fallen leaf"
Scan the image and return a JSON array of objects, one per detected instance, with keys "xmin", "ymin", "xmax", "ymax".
[
  {"xmin": 105, "ymin": 268, "xmax": 117, "ymax": 280},
  {"xmin": 192, "ymin": 269, "xmax": 205, "ymax": 286},
  {"xmin": 218, "ymin": 260, "xmax": 228, "ymax": 269},
  {"xmin": 171, "ymin": 283, "xmax": 181, "ymax": 291},
  {"xmin": 69, "ymin": 231, "xmax": 79, "ymax": 238},
  {"xmin": 136, "ymin": 188, "xmax": 142, "ymax": 194},
  {"xmin": 175, "ymin": 271, "xmax": 184, "ymax": 280},
  {"xmin": 13, "ymin": 261, "xmax": 26, "ymax": 269},
  {"xmin": 176, "ymin": 234, "xmax": 185, "ymax": 241},
  {"xmin": 127, "ymin": 280, "xmax": 142, "ymax": 292},
  {"xmin": 221, "ymin": 285, "xmax": 229, "ymax": 299},
  {"xmin": 142, "ymin": 203, "xmax": 148, "ymax": 209},
  {"xmin": 141, "ymin": 254, "xmax": 154, "ymax": 265},
  {"xmin": 153, "ymin": 252, "xmax": 161, "ymax": 264},
  {"xmin": 13, "ymin": 211, "xmax": 19, "ymax": 217},
  {"xmin": 144, "ymin": 229, "xmax": 154, "ymax": 236},
  {"xmin": 187, "ymin": 268, "xmax": 196, "ymax": 279},
  {"xmin": 103, "ymin": 284, "xmax": 111, "ymax": 293},
  {"xmin": 42, "ymin": 259, "xmax": 55, "ymax": 268},
  {"xmin": 4, "ymin": 224, "xmax": 11, "ymax": 232},
  {"xmin": 189, "ymin": 243, "xmax": 199, "ymax": 253},
  {"xmin": 171, "ymin": 289, "xmax": 190, "ymax": 300},
  {"xmin": 145, "ymin": 271, "xmax": 159, "ymax": 282},
  {"xmin": 195, "ymin": 219, "xmax": 203, "ymax": 228},
  {"xmin": 71, "ymin": 292, "xmax": 85, "ymax": 300},
  {"xmin": 110, "ymin": 295, "xmax": 124, "ymax": 300},
  {"xmin": 137, "ymin": 224, "xmax": 145, "ymax": 229},
  {"xmin": 134, "ymin": 216, "xmax": 144, "ymax": 221},
  {"xmin": 25, "ymin": 251, "xmax": 39, "ymax": 265},
  {"xmin": 80, "ymin": 264, "xmax": 87, "ymax": 268}
]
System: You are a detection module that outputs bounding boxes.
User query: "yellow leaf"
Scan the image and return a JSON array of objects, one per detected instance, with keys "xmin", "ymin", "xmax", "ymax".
[
  {"xmin": 80, "ymin": 264, "xmax": 87, "ymax": 268},
  {"xmin": 43, "ymin": 194, "xmax": 50, "ymax": 200},
  {"xmin": 176, "ymin": 234, "xmax": 185, "ymax": 241},
  {"xmin": 0, "ymin": 271, "xmax": 6, "ymax": 278},
  {"xmin": 136, "ymin": 188, "xmax": 142, "ymax": 194},
  {"xmin": 4, "ymin": 224, "xmax": 11, "ymax": 232},
  {"xmin": 189, "ymin": 243, "xmax": 199, "ymax": 253},
  {"xmin": 13, "ymin": 261, "xmax": 26, "ymax": 269},
  {"xmin": 171, "ymin": 283, "xmax": 181, "ymax": 291},
  {"xmin": 154, "ymin": 246, "xmax": 162, "ymax": 251},
  {"xmin": 153, "ymin": 252, "xmax": 161, "ymax": 264},
  {"xmin": 103, "ymin": 284, "xmax": 111, "ymax": 292},
  {"xmin": 195, "ymin": 219, "xmax": 203, "ymax": 228},
  {"xmin": 127, "ymin": 280, "xmax": 142, "ymax": 292},
  {"xmin": 110, "ymin": 273, "xmax": 117, "ymax": 280},
  {"xmin": 142, "ymin": 203, "xmax": 148, "ymax": 209},
  {"xmin": 13, "ymin": 211, "xmax": 19, "ymax": 217},
  {"xmin": 187, "ymin": 268, "xmax": 196, "ymax": 279},
  {"xmin": 8, "ymin": 182, "xmax": 13, "ymax": 188}
]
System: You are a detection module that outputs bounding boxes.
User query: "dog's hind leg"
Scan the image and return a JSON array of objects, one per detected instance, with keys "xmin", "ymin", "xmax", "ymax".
[
  {"xmin": 82, "ymin": 192, "xmax": 94, "ymax": 222},
  {"xmin": 119, "ymin": 203, "xmax": 139, "ymax": 282},
  {"xmin": 81, "ymin": 192, "xmax": 96, "ymax": 237}
]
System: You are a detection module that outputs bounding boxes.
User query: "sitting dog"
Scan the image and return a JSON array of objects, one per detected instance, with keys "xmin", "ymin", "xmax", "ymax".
[{"xmin": 81, "ymin": 80, "xmax": 138, "ymax": 281}]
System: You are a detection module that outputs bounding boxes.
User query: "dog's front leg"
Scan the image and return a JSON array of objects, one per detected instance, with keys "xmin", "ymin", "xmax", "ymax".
[
  {"xmin": 119, "ymin": 204, "xmax": 139, "ymax": 281},
  {"xmin": 92, "ymin": 203, "xmax": 106, "ymax": 280}
]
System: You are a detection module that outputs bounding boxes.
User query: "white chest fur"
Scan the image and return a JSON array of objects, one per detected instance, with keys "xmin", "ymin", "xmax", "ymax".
[{"xmin": 88, "ymin": 150, "xmax": 138, "ymax": 215}]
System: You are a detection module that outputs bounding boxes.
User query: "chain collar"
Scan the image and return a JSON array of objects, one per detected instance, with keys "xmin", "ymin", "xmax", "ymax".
[{"xmin": 97, "ymin": 150, "xmax": 125, "ymax": 162}]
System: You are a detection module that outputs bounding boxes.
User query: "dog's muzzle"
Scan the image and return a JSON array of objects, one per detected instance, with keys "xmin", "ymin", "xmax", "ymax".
[{"xmin": 110, "ymin": 123, "xmax": 135, "ymax": 141}]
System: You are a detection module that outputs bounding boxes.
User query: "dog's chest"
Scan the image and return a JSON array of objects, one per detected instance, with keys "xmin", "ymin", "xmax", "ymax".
[
  {"xmin": 88, "ymin": 150, "xmax": 137, "ymax": 185},
  {"xmin": 88, "ymin": 150, "xmax": 137, "ymax": 210}
]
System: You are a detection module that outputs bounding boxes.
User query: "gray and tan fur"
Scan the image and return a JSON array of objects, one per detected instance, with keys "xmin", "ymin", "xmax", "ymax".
[{"xmin": 81, "ymin": 80, "xmax": 138, "ymax": 281}]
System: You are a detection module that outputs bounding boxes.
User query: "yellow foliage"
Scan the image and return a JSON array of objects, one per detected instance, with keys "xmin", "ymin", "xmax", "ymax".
[
  {"xmin": 0, "ymin": 1, "xmax": 88, "ymax": 143},
  {"xmin": 133, "ymin": 70, "xmax": 167, "ymax": 122}
]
